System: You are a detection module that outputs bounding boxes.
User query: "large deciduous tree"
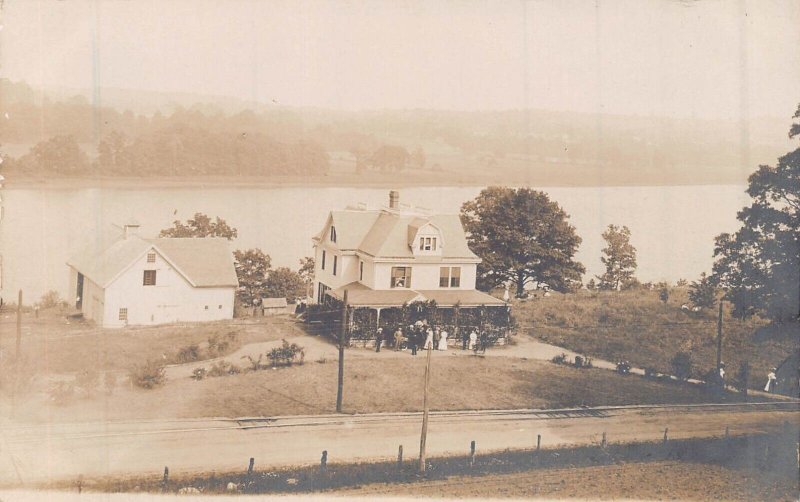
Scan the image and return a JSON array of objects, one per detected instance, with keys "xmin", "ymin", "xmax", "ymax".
[
  {"xmin": 596, "ymin": 224, "xmax": 637, "ymax": 291},
  {"xmin": 460, "ymin": 187, "xmax": 585, "ymax": 295},
  {"xmin": 233, "ymin": 249, "xmax": 272, "ymax": 306},
  {"xmin": 712, "ymin": 105, "xmax": 800, "ymax": 322},
  {"xmin": 159, "ymin": 213, "xmax": 238, "ymax": 240},
  {"xmin": 265, "ymin": 267, "xmax": 306, "ymax": 300}
]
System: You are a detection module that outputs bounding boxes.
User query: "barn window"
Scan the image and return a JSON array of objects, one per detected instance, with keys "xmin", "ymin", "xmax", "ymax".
[
  {"xmin": 118, "ymin": 308, "xmax": 128, "ymax": 321},
  {"xmin": 360, "ymin": 261, "xmax": 364, "ymax": 281},
  {"xmin": 204, "ymin": 305, "xmax": 209, "ymax": 310},
  {"xmin": 147, "ymin": 252, "xmax": 156, "ymax": 263},
  {"xmin": 143, "ymin": 270, "xmax": 157, "ymax": 286},
  {"xmin": 218, "ymin": 305, "xmax": 223, "ymax": 309}
]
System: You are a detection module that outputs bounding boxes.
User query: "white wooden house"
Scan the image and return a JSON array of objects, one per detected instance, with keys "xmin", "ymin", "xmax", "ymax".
[
  {"xmin": 67, "ymin": 222, "xmax": 237, "ymax": 328},
  {"xmin": 311, "ymin": 191, "xmax": 504, "ymax": 310}
]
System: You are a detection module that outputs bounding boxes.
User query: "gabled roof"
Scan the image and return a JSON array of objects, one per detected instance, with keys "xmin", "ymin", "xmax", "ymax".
[
  {"xmin": 67, "ymin": 233, "xmax": 237, "ymax": 289},
  {"xmin": 317, "ymin": 208, "xmax": 479, "ymax": 261}
]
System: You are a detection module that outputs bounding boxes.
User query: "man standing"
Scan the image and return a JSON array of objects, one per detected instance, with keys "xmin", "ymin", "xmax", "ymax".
[
  {"xmin": 394, "ymin": 327, "xmax": 403, "ymax": 351},
  {"xmin": 765, "ymin": 368, "xmax": 777, "ymax": 393},
  {"xmin": 410, "ymin": 326, "xmax": 418, "ymax": 356},
  {"xmin": 375, "ymin": 327, "xmax": 383, "ymax": 353},
  {"xmin": 469, "ymin": 330, "xmax": 478, "ymax": 351}
]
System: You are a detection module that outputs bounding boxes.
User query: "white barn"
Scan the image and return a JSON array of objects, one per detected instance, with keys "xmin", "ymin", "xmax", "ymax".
[{"xmin": 67, "ymin": 222, "xmax": 237, "ymax": 328}]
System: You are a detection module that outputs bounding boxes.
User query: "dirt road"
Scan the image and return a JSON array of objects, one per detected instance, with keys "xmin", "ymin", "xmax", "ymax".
[{"xmin": 1, "ymin": 402, "xmax": 796, "ymax": 486}]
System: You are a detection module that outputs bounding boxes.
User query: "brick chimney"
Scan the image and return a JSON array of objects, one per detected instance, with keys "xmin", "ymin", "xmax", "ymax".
[
  {"xmin": 389, "ymin": 190, "xmax": 400, "ymax": 209},
  {"xmin": 123, "ymin": 219, "xmax": 141, "ymax": 239}
]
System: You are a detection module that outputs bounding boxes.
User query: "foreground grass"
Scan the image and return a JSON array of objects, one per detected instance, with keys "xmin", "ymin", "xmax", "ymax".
[
  {"xmin": 336, "ymin": 461, "xmax": 798, "ymax": 500},
  {"xmin": 515, "ymin": 289, "xmax": 798, "ymax": 389},
  {"xmin": 0, "ymin": 308, "xmax": 301, "ymax": 373},
  {"xmin": 14, "ymin": 355, "xmax": 746, "ymax": 423}
]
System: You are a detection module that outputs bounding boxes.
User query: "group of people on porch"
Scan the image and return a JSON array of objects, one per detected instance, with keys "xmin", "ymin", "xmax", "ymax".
[{"xmin": 373, "ymin": 319, "xmax": 486, "ymax": 354}]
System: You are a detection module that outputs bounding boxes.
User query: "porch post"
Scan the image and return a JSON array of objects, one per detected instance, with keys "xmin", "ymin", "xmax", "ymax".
[{"xmin": 376, "ymin": 307, "xmax": 382, "ymax": 330}]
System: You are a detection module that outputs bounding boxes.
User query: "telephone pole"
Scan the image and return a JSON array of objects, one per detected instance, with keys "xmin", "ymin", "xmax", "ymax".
[
  {"xmin": 418, "ymin": 342, "xmax": 433, "ymax": 474},
  {"xmin": 336, "ymin": 290, "xmax": 349, "ymax": 413},
  {"xmin": 716, "ymin": 300, "xmax": 723, "ymax": 371},
  {"xmin": 15, "ymin": 290, "xmax": 22, "ymax": 363}
]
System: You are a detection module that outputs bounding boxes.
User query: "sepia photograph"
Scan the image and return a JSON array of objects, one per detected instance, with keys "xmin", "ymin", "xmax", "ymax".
[{"xmin": 0, "ymin": 0, "xmax": 798, "ymax": 500}]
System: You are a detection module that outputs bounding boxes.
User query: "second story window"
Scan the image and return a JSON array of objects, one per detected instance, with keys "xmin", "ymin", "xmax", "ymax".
[
  {"xmin": 143, "ymin": 270, "xmax": 157, "ymax": 286},
  {"xmin": 333, "ymin": 255, "xmax": 338, "ymax": 276},
  {"xmin": 147, "ymin": 252, "xmax": 156, "ymax": 263},
  {"xmin": 360, "ymin": 261, "xmax": 364, "ymax": 281},
  {"xmin": 322, "ymin": 250, "xmax": 326, "ymax": 270},
  {"xmin": 330, "ymin": 226, "xmax": 337, "ymax": 243},
  {"xmin": 439, "ymin": 266, "xmax": 461, "ymax": 288},
  {"xmin": 391, "ymin": 267, "xmax": 412, "ymax": 288}
]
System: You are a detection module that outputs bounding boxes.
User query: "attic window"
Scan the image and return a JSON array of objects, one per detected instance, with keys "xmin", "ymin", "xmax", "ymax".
[
  {"xmin": 419, "ymin": 237, "xmax": 437, "ymax": 251},
  {"xmin": 118, "ymin": 308, "xmax": 128, "ymax": 321},
  {"xmin": 330, "ymin": 226, "xmax": 337, "ymax": 243},
  {"xmin": 147, "ymin": 252, "xmax": 156, "ymax": 263},
  {"xmin": 143, "ymin": 270, "xmax": 157, "ymax": 286}
]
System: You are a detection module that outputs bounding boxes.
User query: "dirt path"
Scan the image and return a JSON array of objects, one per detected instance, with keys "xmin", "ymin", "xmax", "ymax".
[{"xmin": 0, "ymin": 404, "xmax": 796, "ymax": 486}]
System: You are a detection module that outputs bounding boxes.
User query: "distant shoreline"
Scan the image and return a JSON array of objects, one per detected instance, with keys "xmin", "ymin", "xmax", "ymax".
[{"xmin": 0, "ymin": 174, "xmax": 748, "ymax": 190}]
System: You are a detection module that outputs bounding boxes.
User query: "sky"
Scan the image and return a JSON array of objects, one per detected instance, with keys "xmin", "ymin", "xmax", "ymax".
[{"xmin": 1, "ymin": 0, "xmax": 799, "ymax": 120}]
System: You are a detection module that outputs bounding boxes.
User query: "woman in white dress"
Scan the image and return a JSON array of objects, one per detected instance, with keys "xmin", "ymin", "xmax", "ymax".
[
  {"xmin": 438, "ymin": 329, "xmax": 448, "ymax": 350},
  {"xmin": 468, "ymin": 330, "xmax": 478, "ymax": 350},
  {"xmin": 424, "ymin": 328, "xmax": 434, "ymax": 350}
]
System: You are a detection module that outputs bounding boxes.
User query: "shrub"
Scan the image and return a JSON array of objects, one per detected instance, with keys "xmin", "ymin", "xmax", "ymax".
[
  {"xmin": 267, "ymin": 339, "xmax": 305, "ymax": 367},
  {"xmin": 208, "ymin": 331, "xmax": 239, "ymax": 357},
  {"xmin": 208, "ymin": 360, "xmax": 241, "ymax": 377},
  {"xmin": 129, "ymin": 360, "xmax": 167, "ymax": 389},
  {"xmin": 241, "ymin": 354, "xmax": 266, "ymax": 372},
  {"xmin": 551, "ymin": 353, "xmax": 568, "ymax": 365},
  {"xmin": 734, "ymin": 361, "xmax": 750, "ymax": 394},
  {"xmin": 671, "ymin": 351, "xmax": 693, "ymax": 381},
  {"xmin": 175, "ymin": 344, "xmax": 201, "ymax": 363},
  {"xmin": 39, "ymin": 290, "xmax": 64, "ymax": 309},
  {"xmin": 192, "ymin": 367, "xmax": 208, "ymax": 380}
]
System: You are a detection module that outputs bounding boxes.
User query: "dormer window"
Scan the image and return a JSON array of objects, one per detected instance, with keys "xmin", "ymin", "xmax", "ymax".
[
  {"xmin": 330, "ymin": 226, "xmax": 337, "ymax": 243},
  {"xmin": 147, "ymin": 252, "xmax": 156, "ymax": 263},
  {"xmin": 419, "ymin": 237, "xmax": 437, "ymax": 251}
]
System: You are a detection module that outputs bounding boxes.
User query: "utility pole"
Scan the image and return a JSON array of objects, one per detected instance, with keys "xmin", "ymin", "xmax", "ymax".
[
  {"xmin": 716, "ymin": 300, "xmax": 723, "ymax": 371},
  {"xmin": 418, "ymin": 342, "xmax": 433, "ymax": 474},
  {"xmin": 15, "ymin": 290, "xmax": 22, "ymax": 363},
  {"xmin": 336, "ymin": 290, "xmax": 348, "ymax": 413}
]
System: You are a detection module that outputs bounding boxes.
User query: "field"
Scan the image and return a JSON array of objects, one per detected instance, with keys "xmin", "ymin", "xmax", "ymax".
[
  {"xmin": 336, "ymin": 461, "xmax": 797, "ymax": 500},
  {"xmin": 514, "ymin": 288, "xmax": 798, "ymax": 389}
]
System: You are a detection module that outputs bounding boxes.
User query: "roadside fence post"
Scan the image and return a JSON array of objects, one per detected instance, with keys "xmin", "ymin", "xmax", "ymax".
[
  {"xmin": 537, "ymin": 434, "xmax": 541, "ymax": 451},
  {"xmin": 470, "ymin": 440, "xmax": 476, "ymax": 467},
  {"xmin": 77, "ymin": 475, "xmax": 83, "ymax": 494},
  {"xmin": 663, "ymin": 428, "xmax": 668, "ymax": 446},
  {"xmin": 601, "ymin": 432, "xmax": 607, "ymax": 449},
  {"xmin": 320, "ymin": 450, "xmax": 328, "ymax": 475},
  {"xmin": 162, "ymin": 466, "xmax": 169, "ymax": 492},
  {"xmin": 397, "ymin": 445, "xmax": 403, "ymax": 469},
  {"xmin": 248, "ymin": 457, "xmax": 255, "ymax": 476},
  {"xmin": 725, "ymin": 426, "xmax": 729, "ymax": 440}
]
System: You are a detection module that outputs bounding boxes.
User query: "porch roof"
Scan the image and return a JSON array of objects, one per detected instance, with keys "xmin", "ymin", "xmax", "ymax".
[{"xmin": 329, "ymin": 282, "xmax": 506, "ymax": 308}]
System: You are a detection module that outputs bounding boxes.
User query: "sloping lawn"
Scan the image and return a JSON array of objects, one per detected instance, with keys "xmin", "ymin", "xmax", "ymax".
[
  {"xmin": 14, "ymin": 356, "xmax": 747, "ymax": 423},
  {"xmin": 514, "ymin": 289, "xmax": 798, "ymax": 389}
]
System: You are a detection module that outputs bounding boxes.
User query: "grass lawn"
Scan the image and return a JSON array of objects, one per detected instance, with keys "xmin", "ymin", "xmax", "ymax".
[
  {"xmin": 0, "ymin": 307, "xmax": 303, "ymax": 374},
  {"xmin": 14, "ymin": 355, "xmax": 746, "ymax": 423},
  {"xmin": 514, "ymin": 289, "xmax": 798, "ymax": 389}
]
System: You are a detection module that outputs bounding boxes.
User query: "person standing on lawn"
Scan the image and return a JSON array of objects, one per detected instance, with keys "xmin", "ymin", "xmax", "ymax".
[
  {"xmin": 375, "ymin": 327, "xmax": 383, "ymax": 353},
  {"xmin": 433, "ymin": 328, "xmax": 441, "ymax": 350},
  {"xmin": 424, "ymin": 327, "xmax": 434, "ymax": 350},
  {"xmin": 438, "ymin": 328, "xmax": 448, "ymax": 351},
  {"xmin": 394, "ymin": 327, "xmax": 403, "ymax": 351},
  {"xmin": 765, "ymin": 368, "xmax": 777, "ymax": 392},
  {"xmin": 409, "ymin": 326, "xmax": 418, "ymax": 356},
  {"xmin": 468, "ymin": 329, "xmax": 478, "ymax": 351}
]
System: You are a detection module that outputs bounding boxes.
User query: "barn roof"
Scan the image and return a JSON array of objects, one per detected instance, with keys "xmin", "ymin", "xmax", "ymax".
[{"xmin": 67, "ymin": 233, "xmax": 237, "ymax": 289}]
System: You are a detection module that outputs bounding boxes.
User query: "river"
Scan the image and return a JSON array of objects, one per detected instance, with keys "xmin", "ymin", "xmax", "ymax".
[{"xmin": 0, "ymin": 184, "xmax": 750, "ymax": 302}]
